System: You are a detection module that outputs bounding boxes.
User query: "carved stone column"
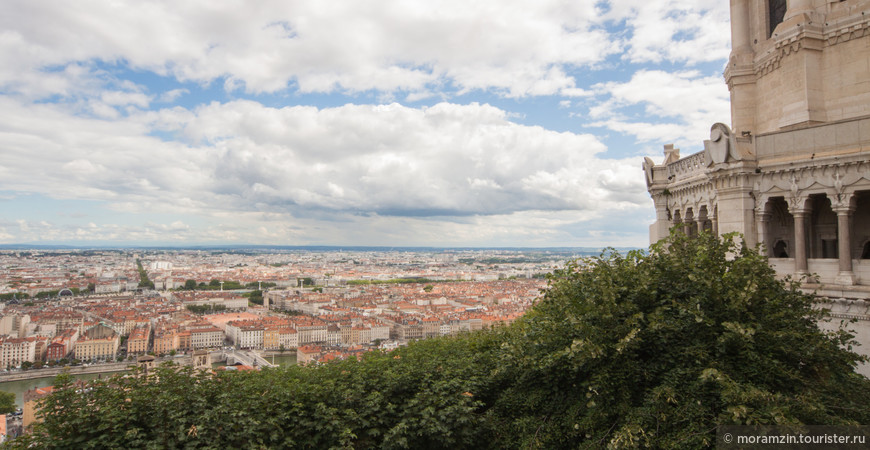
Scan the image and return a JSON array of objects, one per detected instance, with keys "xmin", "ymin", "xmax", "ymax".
[
  {"xmin": 650, "ymin": 193, "xmax": 671, "ymax": 243},
  {"xmin": 834, "ymin": 204, "xmax": 857, "ymax": 285},
  {"xmin": 730, "ymin": 0, "xmax": 751, "ymax": 52},
  {"xmin": 793, "ymin": 209, "xmax": 809, "ymax": 275},
  {"xmin": 757, "ymin": 210, "xmax": 771, "ymax": 257},
  {"xmin": 725, "ymin": 0, "xmax": 757, "ymax": 135},
  {"xmin": 711, "ymin": 208, "xmax": 718, "ymax": 236}
]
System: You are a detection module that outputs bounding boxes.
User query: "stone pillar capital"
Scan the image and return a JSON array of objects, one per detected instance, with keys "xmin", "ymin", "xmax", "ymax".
[
  {"xmin": 788, "ymin": 193, "xmax": 809, "ymax": 215},
  {"xmin": 790, "ymin": 208, "xmax": 810, "ymax": 218},
  {"xmin": 831, "ymin": 192, "xmax": 855, "ymax": 214},
  {"xmin": 832, "ymin": 205, "xmax": 856, "ymax": 215}
]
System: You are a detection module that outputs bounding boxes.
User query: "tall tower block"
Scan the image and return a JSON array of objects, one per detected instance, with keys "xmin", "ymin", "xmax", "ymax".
[
  {"xmin": 643, "ymin": 1, "xmax": 870, "ymax": 375},
  {"xmin": 727, "ymin": 0, "xmax": 870, "ymax": 136}
]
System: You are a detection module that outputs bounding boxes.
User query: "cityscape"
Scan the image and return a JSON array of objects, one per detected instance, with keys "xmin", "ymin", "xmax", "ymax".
[
  {"xmin": 3, "ymin": 0, "xmax": 870, "ymax": 447},
  {"xmin": 0, "ymin": 246, "xmax": 596, "ymax": 437}
]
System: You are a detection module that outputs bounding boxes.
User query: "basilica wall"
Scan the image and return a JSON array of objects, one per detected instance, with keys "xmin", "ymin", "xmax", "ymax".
[{"xmin": 646, "ymin": 0, "xmax": 870, "ymax": 374}]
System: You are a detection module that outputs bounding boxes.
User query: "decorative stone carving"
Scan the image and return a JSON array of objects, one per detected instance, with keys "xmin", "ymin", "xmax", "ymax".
[
  {"xmin": 663, "ymin": 144, "xmax": 680, "ymax": 165},
  {"xmin": 642, "ymin": 157, "xmax": 655, "ymax": 187},
  {"xmin": 704, "ymin": 123, "xmax": 740, "ymax": 165}
]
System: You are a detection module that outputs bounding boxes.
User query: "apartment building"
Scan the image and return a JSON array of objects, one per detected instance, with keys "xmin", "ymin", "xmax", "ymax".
[
  {"xmin": 127, "ymin": 325, "xmax": 151, "ymax": 354},
  {"xmin": 0, "ymin": 337, "xmax": 36, "ymax": 368},
  {"xmin": 74, "ymin": 324, "xmax": 120, "ymax": 361}
]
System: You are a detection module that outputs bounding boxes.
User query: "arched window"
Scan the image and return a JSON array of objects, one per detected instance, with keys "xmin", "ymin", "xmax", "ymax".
[
  {"xmin": 773, "ymin": 240, "xmax": 789, "ymax": 258},
  {"xmin": 769, "ymin": 0, "xmax": 787, "ymax": 37}
]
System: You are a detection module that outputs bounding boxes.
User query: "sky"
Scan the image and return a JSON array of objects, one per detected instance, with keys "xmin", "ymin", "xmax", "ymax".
[{"xmin": 0, "ymin": 0, "xmax": 732, "ymax": 248}]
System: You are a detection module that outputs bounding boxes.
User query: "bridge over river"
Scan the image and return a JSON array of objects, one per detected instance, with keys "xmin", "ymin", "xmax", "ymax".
[{"xmin": 214, "ymin": 349, "xmax": 276, "ymax": 368}]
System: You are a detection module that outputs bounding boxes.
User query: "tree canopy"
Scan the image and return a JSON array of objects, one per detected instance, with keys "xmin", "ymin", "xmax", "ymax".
[
  {"xmin": 10, "ymin": 232, "xmax": 870, "ymax": 448},
  {"xmin": 486, "ymin": 232, "xmax": 870, "ymax": 447},
  {"xmin": 0, "ymin": 391, "xmax": 15, "ymax": 414}
]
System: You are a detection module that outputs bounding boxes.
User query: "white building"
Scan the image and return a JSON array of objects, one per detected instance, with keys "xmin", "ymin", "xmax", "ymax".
[
  {"xmin": 189, "ymin": 327, "xmax": 224, "ymax": 349},
  {"xmin": 0, "ymin": 337, "xmax": 36, "ymax": 368}
]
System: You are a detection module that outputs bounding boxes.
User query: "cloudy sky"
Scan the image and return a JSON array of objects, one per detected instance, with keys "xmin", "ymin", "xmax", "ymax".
[{"xmin": 0, "ymin": 0, "xmax": 731, "ymax": 248}]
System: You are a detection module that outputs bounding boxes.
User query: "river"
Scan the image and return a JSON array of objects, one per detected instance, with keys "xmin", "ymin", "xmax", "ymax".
[
  {"xmin": 0, "ymin": 371, "xmax": 128, "ymax": 409},
  {"xmin": 2, "ymin": 354, "xmax": 297, "ymax": 409}
]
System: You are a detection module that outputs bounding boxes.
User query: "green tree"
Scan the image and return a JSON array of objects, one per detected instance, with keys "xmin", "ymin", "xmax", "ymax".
[
  {"xmin": 184, "ymin": 279, "xmax": 197, "ymax": 290},
  {"xmin": 246, "ymin": 290, "xmax": 264, "ymax": 305},
  {"xmin": 0, "ymin": 390, "xmax": 15, "ymax": 414},
  {"xmin": 136, "ymin": 260, "xmax": 154, "ymax": 289},
  {"xmin": 9, "ymin": 233, "xmax": 870, "ymax": 449},
  {"xmin": 486, "ymin": 231, "xmax": 870, "ymax": 448}
]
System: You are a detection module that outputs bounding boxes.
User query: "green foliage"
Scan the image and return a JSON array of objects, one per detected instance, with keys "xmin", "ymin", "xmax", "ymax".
[
  {"xmin": 346, "ymin": 278, "xmax": 451, "ymax": 286},
  {"xmin": 192, "ymin": 280, "xmax": 246, "ymax": 291},
  {"xmin": 186, "ymin": 304, "xmax": 227, "ymax": 315},
  {"xmin": 0, "ymin": 391, "xmax": 15, "ymax": 414},
  {"xmin": 136, "ymin": 260, "xmax": 154, "ymax": 289},
  {"xmin": 244, "ymin": 290, "xmax": 264, "ymax": 305},
  {"xmin": 485, "ymin": 232, "xmax": 870, "ymax": 448},
  {"xmin": 8, "ymin": 233, "xmax": 870, "ymax": 449},
  {"xmin": 15, "ymin": 335, "xmax": 504, "ymax": 449}
]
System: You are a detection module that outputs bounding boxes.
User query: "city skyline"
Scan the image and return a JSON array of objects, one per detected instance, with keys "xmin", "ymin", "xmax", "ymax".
[{"xmin": 1, "ymin": 1, "xmax": 731, "ymax": 248}]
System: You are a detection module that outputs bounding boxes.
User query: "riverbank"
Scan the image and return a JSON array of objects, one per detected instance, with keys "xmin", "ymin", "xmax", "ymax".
[
  {"xmin": 0, "ymin": 350, "xmax": 297, "ymax": 383},
  {"xmin": 0, "ymin": 362, "xmax": 133, "ymax": 382},
  {"xmin": 0, "ymin": 370, "xmax": 131, "ymax": 410}
]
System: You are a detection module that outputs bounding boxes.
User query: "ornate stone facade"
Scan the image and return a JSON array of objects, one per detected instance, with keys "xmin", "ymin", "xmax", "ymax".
[{"xmin": 645, "ymin": 0, "xmax": 870, "ymax": 373}]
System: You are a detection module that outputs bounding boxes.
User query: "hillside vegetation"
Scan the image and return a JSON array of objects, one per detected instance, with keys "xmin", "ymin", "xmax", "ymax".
[{"xmin": 9, "ymin": 233, "xmax": 870, "ymax": 449}]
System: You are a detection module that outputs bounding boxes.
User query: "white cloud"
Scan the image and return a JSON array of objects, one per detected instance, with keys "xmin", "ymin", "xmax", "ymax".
[
  {"xmin": 158, "ymin": 89, "xmax": 189, "ymax": 103},
  {"xmin": 603, "ymin": 0, "xmax": 730, "ymax": 65},
  {"xmin": 0, "ymin": 0, "xmax": 622, "ymax": 99},
  {"xmin": 589, "ymin": 70, "xmax": 730, "ymax": 150},
  {"xmin": 0, "ymin": 1, "xmax": 736, "ymax": 247},
  {"xmin": 0, "ymin": 97, "xmax": 650, "ymax": 244}
]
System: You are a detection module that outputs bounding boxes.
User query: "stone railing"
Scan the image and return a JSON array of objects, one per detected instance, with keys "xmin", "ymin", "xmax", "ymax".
[{"xmin": 666, "ymin": 151, "xmax": 707, "ymax": 183}]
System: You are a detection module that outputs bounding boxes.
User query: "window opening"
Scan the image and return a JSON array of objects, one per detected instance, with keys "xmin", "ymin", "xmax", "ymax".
[
  {"xmin": 773, "ymin": 240, "xmax": 789, "ymax": 258},
  {"xmin": 769, "ymin": 0, "xmax": 787, "ymax": 37}
]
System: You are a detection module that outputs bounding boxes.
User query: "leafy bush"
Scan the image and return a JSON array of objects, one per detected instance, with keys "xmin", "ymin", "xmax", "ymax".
[
  {"xmin": 485, "ymin": 232, "xmax": 870, "ymax": 448},
  {"xmin": 10, "ymin": 232, "xmax": 870, "ymax": 449}
]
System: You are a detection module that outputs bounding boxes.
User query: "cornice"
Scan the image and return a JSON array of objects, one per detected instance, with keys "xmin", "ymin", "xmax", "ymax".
[{"xmin": 753, "ymin": 15, "xmax": 869, "ymax": 79}]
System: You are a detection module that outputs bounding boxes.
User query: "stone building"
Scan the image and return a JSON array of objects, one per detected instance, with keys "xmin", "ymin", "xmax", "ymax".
[
  {"xmin": 644, "ymin": 1, "xmax": 870, "ymax": 371},
  {"xmin": 74, "ymin": 323, "xmax": 120, "ymax": 361}
]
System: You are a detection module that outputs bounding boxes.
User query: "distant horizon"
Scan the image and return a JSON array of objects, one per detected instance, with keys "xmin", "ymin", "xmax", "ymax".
[{"xmin": 0, "ymin": 242, "xmax": 641, "ymax": 252}]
